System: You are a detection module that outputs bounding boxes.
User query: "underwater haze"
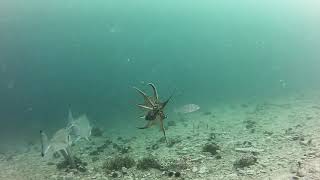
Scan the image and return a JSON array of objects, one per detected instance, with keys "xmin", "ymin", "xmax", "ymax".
[{"xmin": 0, "ymin": 0, "xmax": 320, "ymax": 151}]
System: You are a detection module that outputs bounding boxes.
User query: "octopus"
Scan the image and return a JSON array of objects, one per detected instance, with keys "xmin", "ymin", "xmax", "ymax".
[{"xmin": 133, "ymin": 83, "xmax": 173, "ymax": 143}]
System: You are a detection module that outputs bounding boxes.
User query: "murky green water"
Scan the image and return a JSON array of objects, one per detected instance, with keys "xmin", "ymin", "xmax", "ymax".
[{"xmin": 0, "ymin": 0, "xmax": 319, "ymax": 151}]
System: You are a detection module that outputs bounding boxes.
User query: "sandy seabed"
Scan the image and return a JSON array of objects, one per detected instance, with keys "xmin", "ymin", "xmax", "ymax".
[{"xmin": 1, "ymin": 90, "xmax": 320, "ymax": 180}]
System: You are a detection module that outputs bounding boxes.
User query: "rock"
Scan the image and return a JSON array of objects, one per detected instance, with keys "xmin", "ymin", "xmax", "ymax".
[
  {"xmin": 169, "ymin": 171, "xmax": 178, "ymax": 177},
  {"xmin": 199, "ymin": 166, "xmax": 207, "ymax": 174},
  {"xmin": 122, "ymin": 167, "xmax": 128, "ymax": 174},
  {"xmin": 151, "ymin": 144, "xmax": 159, "ymax": 150},
  {"xmin": 233, "ymin": 154, "xmax": 257, "ymax": 168},
  {"xmin": 202, "ymin": 143, "xmax": 220, "ymax": 155},
  {"xmin": 291, "ymin": 176, "xmax": 299, "ymax": 180},
  {"xmin": 192, "ymin": 167, "xmax": 198, "ymax": 173},
  {"xmin": 111, "ymin": 172, "xmax": 118, "ymax": 178}
]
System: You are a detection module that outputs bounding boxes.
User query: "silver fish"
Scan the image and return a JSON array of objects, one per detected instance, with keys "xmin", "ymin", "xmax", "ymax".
[
  {"xmin": 40, "ymin": 130, "xmax": 50, "ymax": 157},
  {"xmin": 174, "ymin": 104, "xmax": 200, "ymax": 114},
  {"xmin": 67, "ymin": 114, "xmax": 92, "ymax": 142},
  {"xmin": 50, "ymin": 128, "xmax": 71, "ymax": 153}
]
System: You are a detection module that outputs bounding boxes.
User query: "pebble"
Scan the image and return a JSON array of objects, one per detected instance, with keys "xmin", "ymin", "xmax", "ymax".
[
  {"xmin": 122, "ymin": 167, "xmax": 128, "ymax": 174},
  {"xmin": 260, "ymin": 169, "xmax": 267, "ymax": 173},
  {"xmin": 306, "ymin": 151, "xmax": 316, "ymax": 156},
  {"xmin": 142, "ymin": 173, "xmax": 151, "ymax": 177},
  {"xmin": 199, "ymin": 166, "xmax": 207, "ymax": 174},
  {"xmin": 190, "ymin": 157, "xmax": 202, "ymax": 162},
  {"xmin": 291, "ymin": 176, "xmax": 299, "ymax": 180},
  {"xmin": 192, "ymin": 167, "xmax": 198, "ymax": 173},
  {"xmin": 246, "ymin": 169, "xmax": 255, "ymax": 175},
  {"xmin": 125, "ymin": 176, "xmax": 134, "ymax": 180},
  {"xmin": 91, "ymin": 173, "xmax": 101, "ymax": 179}
]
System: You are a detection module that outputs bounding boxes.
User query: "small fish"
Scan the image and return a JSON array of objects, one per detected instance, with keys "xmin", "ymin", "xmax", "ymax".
[
  {"xmin": 39, "ymin": 128, "xmax": 71, "ymax": 158},
  {"xmin": 40, "ymin": 130, "xmax": 50, "ymax": 157},
  {"xmin": 50, "ymin": 128, "xmax": 71, "ymax": 153},
  {"xmin": 67, "ymin": 114, "xmax": 92, "ymax": 142},
  {"xmin": 174, "ymin": 104, "xmax": 200, "ymax": 114}
]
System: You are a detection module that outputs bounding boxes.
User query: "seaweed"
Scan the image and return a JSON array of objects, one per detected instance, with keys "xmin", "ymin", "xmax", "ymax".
[
  {"xmin": 56, "ymin": 156, "xmax": 87, "ymax": 172},
  {"xmin": 103, "ymin": 156, "xmax": 135, "ymax": 171},
  {"xmin": 136, "ymin": 156, "xmax": 162, "ymax": 170},
  {"xmin": 203, "ymin": 111, "xmax": 212, "ymax": 115},
  {"xmin": 202, "ymin": 143, "xmax": 220, "ymax": 155}
]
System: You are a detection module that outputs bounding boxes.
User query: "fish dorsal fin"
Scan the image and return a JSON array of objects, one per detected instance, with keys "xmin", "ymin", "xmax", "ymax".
[{"xmin": 68, "ymin": 109, "xmax": 74, "ymax": 123}]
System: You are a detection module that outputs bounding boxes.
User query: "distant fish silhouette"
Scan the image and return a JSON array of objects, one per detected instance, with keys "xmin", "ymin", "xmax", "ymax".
[{"xmin": 174, "ymin": 104, "xmax": 200, "ymax": 114}]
